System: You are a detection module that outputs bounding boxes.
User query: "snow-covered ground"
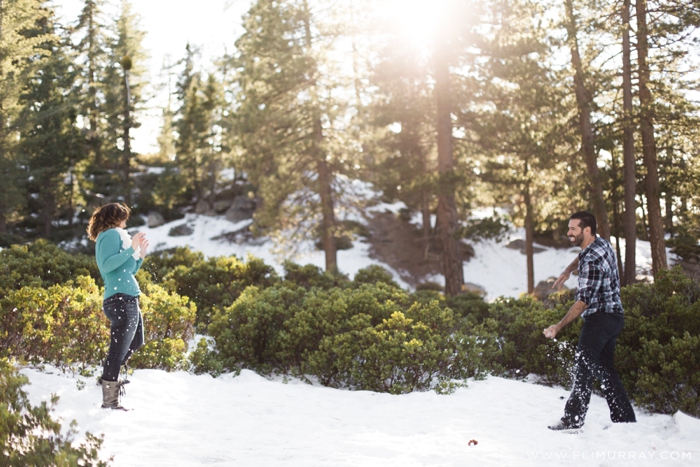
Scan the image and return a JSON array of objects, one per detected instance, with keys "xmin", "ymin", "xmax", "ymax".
[
  {"xmin": 20, "ymin": 366, "xmax": 699, "ymax": 466},
  {"xmin": 12, "ymin": 220, "xmax": 693, "ymax": 465},
  {"xmin": 15, "ymin": 199, "xmax": 691, "ymax": 466}
]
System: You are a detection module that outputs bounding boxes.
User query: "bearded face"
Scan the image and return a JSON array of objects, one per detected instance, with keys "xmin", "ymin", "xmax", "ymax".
[
  {"xmin": 567, "ymin": 220, "xmax": 586, "ymax": 247},
  {"xmin": 569, "ymin": 230, "xmax": 585, "ymax": 247}
]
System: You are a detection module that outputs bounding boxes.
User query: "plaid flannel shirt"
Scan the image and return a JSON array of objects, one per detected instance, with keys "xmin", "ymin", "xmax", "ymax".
[{"xmin": 575, "ymin": 236, "xmax": 624, "ymax": 317}]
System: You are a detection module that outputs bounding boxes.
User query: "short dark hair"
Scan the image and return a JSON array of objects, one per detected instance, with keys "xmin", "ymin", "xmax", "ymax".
[{"xmin": 570, "ymin": 211, "xmax": 597, "ymax": 236}]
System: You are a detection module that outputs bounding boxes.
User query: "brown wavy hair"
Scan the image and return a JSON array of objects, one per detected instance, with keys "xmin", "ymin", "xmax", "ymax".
[{"xmin": 87, "ymin": 203, "xmax": 131, "ymax": 241}]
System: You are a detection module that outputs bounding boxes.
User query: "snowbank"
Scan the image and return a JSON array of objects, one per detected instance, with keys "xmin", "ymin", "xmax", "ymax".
[{"xmin": 19, "ymin": 366, "xmax": 699, "ymax": 466}]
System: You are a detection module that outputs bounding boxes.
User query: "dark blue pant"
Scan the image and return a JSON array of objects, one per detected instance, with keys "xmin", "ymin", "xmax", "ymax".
[
  {"xmin": 101, "ymin": 293, "xmax": 144, "ymax": 382},
  {"xmin": 564, "ymin": 311, "xmax": 636, "ymax": 426}
]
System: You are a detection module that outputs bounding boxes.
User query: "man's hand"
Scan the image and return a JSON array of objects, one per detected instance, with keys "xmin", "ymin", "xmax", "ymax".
[
  {"xmin": 553, "ymin": 257, "xmax": 579, "ymax": 290},
  {"xmin": 543, "ymin": 324, "xmax": 559, "ymax": 339},
  {"xmin": 553, "ymin": 272, "xmax": 570, "ymax": 290}
]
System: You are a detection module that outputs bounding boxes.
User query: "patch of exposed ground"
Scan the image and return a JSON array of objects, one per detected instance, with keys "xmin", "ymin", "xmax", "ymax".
[{"xmin": 364, "ymin": 210, "xmax": 444, "ymax": 288}]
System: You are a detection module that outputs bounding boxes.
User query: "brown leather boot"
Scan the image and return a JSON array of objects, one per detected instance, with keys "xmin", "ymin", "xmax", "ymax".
[{"xmin": 101, "ymin": 379, "xmax": 129, "ymax": 411}]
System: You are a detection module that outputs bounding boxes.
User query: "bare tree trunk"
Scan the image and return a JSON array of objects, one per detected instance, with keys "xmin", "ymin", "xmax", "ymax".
[
  {"xmin": 621, "ymin": 0, "xmax": 637, "ymax": 285},
  {"xmin": 565, "ymin": 0, "xmax": 610, "ymax": 240},
  {"xmin": 635, "ymin": 0, "xmax": 667, "ymax": 275},
  {"xmin": 123, "ymin": 67, "xmax": 132, "ymax": 205},
  {"xmin": 640, "ymin": 194, "xmax": 648, "ymax": 241},
  {"xmin": 665, "ymin": 194, "xmax": 673, "ymax": 237},
  {"xmin": 422, "ymin": 190, "xmax": 431, "ymax": 259},
  {"xmin": 611, "ymin": 153, "xmax": 625, "ymax": 282},
  {"xmin": 434, "ymin": 44, "xmax": 463, "ymax": 296},
  {"xmin": 317, "ymin": 154, "xmax": 337, "ymax": 272},
  {"xmin": 524, "ymin": 177, "xmax": 535, "ymax": 294},
  {"xmin": 0, "ymin": 0, "xmax": 6, "ymax": 234},
  {"xmin": 43, "ymin": 197, "xmax": 52, "ymax": 238},
  {"xmin": 303, "ymin": 0, "xmax": 336, "ymax": 273},
  {"xmin": 87, "ymin": 10, "xmax": 101, "ymax": 166},
  {"xmin": 418, "ymin": 119, "xmax": 431, "ymax": 258}
]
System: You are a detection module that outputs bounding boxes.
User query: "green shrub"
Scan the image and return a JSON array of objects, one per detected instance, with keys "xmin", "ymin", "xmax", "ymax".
[
  {"xmin": 207, "ymin": 281, "xmax": 487, "ymax": 394},
  {"xmin": 208, "ymin": 284, "xmax": 306, "ymax": 373},
  {"xmin": 164, "ymin": 254, "xmax": 277, "ymax": 328},
  {"xmin": 142, "ymin": 247, "xmax": 204, "ymax": 283},
  {"xmin": 0, "ymin": 359, "xmax": 110, "ymax": 466},
  {"xmin": 0, "ymin": 240, "xmax": 101, "ymax": 293},
  {"xmin": 630, "ymin": 333, "xmax": 700, "ymax": 415},
  {"xmin": 0, "ymin": 276, "xmax": 107, "ymax": 370},
  {"xmin": 278, "ymin": 283, "xmax": 407, "ymax": 369},
  {"xmin": 415, "ymin": 281, "xmax": 443, "ymax": 292},
  {"xmin": 189, "ymin": 338, "xmax": 225, "ymax": 377},
  {"xmin": 282, "ymin": 261, "xmax": 348, "ymax": 290},
  {"xmin": 128, "ymin": 281, "xmax": 197, "ymax": 371},
  {"xmin": 305, "ymin": 303, "xmax": 485, "ymax": 394},
  {"xmin": 481, "ymin": 296, "xmax": 581, "ymax": 386},
  {"xmin": 352, "ymin": 265, "xmax": 398, "ymax": 288},
  {"xmin": 0, "ymin": 274, "xmax": 195, "ymax": 373},
  {"xmin": 445, "ymin": 292, "xmax": 490, "ymax": 325},
  {"xmin": 617, "ymin": 267, "xmax": 700, "ymax": 416}
]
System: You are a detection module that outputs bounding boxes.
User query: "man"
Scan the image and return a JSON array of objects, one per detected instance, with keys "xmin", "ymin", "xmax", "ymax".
[{"xmin": 544, "ymin": 211, "xmax": 636, "ymax": 431}]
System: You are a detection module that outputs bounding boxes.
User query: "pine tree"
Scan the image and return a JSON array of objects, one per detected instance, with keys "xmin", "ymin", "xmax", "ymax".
[
  {"xmin": 72, "ymin": 0, "xmax": 108, "ymax": 167},
  {"xmin": 0, "ymin": 0, "xmax": 51, "ymax": 232},
  {"xmin": 564, "ymin": 0, "xmax": 611, "ymax": 240},
  {"xmin": 475, "ymin": 0, "xmax": 571, "ymax": 293},
  {"xmin": 635, "ymin": 0, "xmax": 666, "ymax": 274},
  {"xmin": 620, "ymin": 0, "xmax": 636, "ymax": 284},
  {"xmin": 231, "ymin": 0, "xmax": 346, "ymax": 272},
  {"xmin": 20, "ymin": 8, "xmax": 83, "ymax": 238},
  {"xmin": 370, "ymin": 39, "xmax": 435, "ymax": 256},
  {"xmin": 101, "ymin": 0, "xmax": 145, "ymax": 205},
  {"xmin": 173, "ymin": 45, "xmax": 223, "ymax": 206}
]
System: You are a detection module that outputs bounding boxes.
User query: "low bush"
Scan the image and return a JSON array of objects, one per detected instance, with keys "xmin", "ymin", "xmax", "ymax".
[
  {"xmin": 0, "ymin": 240, "xmax": 101, "ymax": 294},
  {"xmin": 351, "ymin": 264, "xmax": 398, "ymax": 288},
  {"xmin": 0, "ymin": 359, "xmax": 110, "ymax": 466},
  {"xmin": 128, "ymin": 280, "xmax": 197, "ymax": 371},
  {"xmin": 0, "ymin": 276, "xmax": 107, "ymax": 370},
  {"xmin": 143, "ymin": 247, "xmax": 204, "ymax": 283},
  {"xmin": 445, "ymin": 292, "xmax": 490, "ymax": 326},
  {"xmin": 282, "ymin": 261, "xmax": 348, "ymax": 290},
  {"xmin": 279, "ymin": 283, "xmax": 408, "ymax": 369},
  {"xmin": 480, "ymin": 296, "xmax": 581, "ymax": 387},
  {"xmin": 163, "ymin": 254, "xmax": 277, "ymax": 328},
  {"xmin": 207, "ymin": 279, "xmax": 487, "ymax": 393},
  {"xmin": 208, "ymin": 283, "xmax": 306, "ymax": 372},
  {"xmin": 0, "ymin": 275, "xmax": 196, "ymax": 373},
  {"xmin": 305, "ymin": 302, "xmax": 486, "ymax": 394},
  {"xmin": 189, "ymin": 338, "xmax": 225, "ymax": 377},
  {"xmin": 617, "ymin": 267, "xmax": 700, "ymax": 416}
]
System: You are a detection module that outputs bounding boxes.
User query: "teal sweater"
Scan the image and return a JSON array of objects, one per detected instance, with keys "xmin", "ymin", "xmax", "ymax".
[{"xmin": 95, "ymin": 228, "xmax": 143, "ymax": 299}]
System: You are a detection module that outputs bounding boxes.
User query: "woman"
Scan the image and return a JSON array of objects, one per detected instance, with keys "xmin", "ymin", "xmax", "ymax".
[{"xmin": 87, "ymin": 203, "xmax": 149, "ymax": 411}]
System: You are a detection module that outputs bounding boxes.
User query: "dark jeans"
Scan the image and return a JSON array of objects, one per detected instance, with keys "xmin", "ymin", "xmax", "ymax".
[
  {"xmin": 564, "ymin": 311, "xmax": 636, "ymax": 426},
  {"xmin": 101, "ymin": 293, "xmax": 144, "ymax": 382}
]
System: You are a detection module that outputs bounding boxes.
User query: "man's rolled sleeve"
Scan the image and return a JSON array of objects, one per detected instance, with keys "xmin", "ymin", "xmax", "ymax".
[{"xmin": 575, "ymin": 260, "xmax": 600, "ymax": 306}]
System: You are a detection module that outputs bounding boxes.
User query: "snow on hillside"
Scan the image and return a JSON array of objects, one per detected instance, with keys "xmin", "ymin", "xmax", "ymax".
[
  {"xmin": 135, "ymin": 200, "xmax": 676, "ymax": 301},
  {"xmin": 19, "ymin": 365, "xmax": 699, "ymax": 466},
  {"xmin": 136, "ymin": 211, "xmax": 412, "ymax": 291}
]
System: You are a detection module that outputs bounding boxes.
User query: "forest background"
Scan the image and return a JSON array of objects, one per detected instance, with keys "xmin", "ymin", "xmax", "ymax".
[{"xmin": 1, "ymin": 0, "xmax": 700, "ymax": 293}]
